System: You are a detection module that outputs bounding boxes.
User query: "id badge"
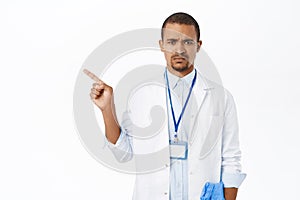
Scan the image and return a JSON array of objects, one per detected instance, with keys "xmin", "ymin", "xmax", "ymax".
[{"xmin": 169, "ymin": 140, "xmax": 188, "ymax": 160}]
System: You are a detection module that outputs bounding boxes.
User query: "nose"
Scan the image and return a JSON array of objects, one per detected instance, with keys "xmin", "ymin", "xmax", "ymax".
[{"xmin": 174, "ymin": 41, "xmax": 186, "ymax": 54}]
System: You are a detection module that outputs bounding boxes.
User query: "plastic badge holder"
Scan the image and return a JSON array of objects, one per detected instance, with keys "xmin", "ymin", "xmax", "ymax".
[{"xmin": 169, "ymin": 140, "xmax": 188, "ymax": 160}]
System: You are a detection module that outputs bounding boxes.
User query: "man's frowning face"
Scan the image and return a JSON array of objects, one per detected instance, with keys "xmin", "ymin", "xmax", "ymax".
[{"xmin": 159, "ymin": 23, "xmax": 202, "ymax": 75}]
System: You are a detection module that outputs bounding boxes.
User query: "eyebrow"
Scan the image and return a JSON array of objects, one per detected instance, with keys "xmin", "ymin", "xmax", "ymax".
[
  {"xmin": 166, "ymin": 38, "xmax": 179, "ymax": 41},
  {"xmin": 183, "ymin": 39, "xmax": 194, "ymax": 41},
  {"xmin": 165, "ymin": 38, "xmax": 194, "ymax": 41}
]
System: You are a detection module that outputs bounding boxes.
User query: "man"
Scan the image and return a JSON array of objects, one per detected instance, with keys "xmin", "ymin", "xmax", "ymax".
[{"xmin": 84, "ymin": 12, "xmax": 246, "ymax": 200}]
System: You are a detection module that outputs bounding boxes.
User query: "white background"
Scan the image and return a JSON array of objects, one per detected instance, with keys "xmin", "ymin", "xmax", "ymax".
[{"xmin": 1, "ymin": 0, "xmax": 300, "ymax": 199}]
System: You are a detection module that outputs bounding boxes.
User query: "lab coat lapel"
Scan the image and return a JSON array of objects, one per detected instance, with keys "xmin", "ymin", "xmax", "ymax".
[
  {"xmin": 189, "ymin": 72, "xmax": 213, "ymax": 146},
  {"xmin": 189, "ymin": 72, "xmax": 226, "ymax": 159}
]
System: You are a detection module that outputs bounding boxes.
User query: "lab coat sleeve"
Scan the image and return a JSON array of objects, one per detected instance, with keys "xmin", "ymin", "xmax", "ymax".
[
  {"xmin": 105, "ymin": 111, "xmax": 133, "ymax": 163},
  {"xmin": 221, "ymin": 90, "xmax": 246, "ymax": 188}
]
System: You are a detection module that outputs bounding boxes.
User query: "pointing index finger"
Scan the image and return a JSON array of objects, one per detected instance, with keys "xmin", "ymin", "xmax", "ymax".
[{"xmin": 83, "ymin": 69, "xmax": 101, "ymax": 82}]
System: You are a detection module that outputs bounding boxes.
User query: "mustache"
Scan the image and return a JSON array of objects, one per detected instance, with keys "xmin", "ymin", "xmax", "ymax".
[{"xmin": 171, "ymin": 54, "xmax": 189, "ymax": 60}]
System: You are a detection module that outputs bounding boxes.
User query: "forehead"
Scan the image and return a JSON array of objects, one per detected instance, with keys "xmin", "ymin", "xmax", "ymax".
[{"xmin": 163, "ymin": 23, "xmax": 197, "ymax": 40}]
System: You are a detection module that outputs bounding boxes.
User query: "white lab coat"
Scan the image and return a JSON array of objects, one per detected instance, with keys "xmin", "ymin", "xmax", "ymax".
[{"xmin": 107, "ymin": 70, "xmax": 244, "ymax": 200}]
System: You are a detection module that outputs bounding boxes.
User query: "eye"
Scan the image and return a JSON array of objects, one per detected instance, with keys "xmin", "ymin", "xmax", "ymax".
[
  {"xmin": 167, "ymin": 40, "xmax": 176, "ymax": 45},
  {"xmin": 184, "ymin": 40, "xmax": 195, "ymax": 45}
]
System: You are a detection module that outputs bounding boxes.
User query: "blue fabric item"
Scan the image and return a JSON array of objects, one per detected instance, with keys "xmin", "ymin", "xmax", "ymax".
[{"xmin": 200, "ymin": 181, "xmax": 225, "ymax": 200}]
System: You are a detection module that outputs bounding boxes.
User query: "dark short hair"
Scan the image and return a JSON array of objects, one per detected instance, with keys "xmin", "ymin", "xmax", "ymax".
[{"xmin": 161, "ymin": 12, "xmax": 200, "ymax": 41}]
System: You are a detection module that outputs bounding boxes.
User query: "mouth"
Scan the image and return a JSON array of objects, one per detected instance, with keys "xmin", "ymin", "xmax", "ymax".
[{"xmin": 172, "ymin": 56, "xmax": 187, "ymax": 64}]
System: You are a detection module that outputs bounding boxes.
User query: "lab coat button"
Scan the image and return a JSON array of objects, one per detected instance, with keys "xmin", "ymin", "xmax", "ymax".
[{"xmin": 164, "ymin": 192, "xmax": 168, "ymax": 195}]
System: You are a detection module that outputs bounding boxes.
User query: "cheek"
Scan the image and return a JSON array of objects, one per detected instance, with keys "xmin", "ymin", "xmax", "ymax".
[
  {"xmin": 163, "ymin": 52, "xmax": 172, "ymax": 61},
  {"xmin": 187, "ymin": 49, "xmax": 197, "ymax": 58}
]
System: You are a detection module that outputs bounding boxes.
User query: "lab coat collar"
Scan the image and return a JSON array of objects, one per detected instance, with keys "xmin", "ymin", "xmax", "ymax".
[{"xmin": 166, "ymin": 68, "xmax": 196, "ymax": 90}]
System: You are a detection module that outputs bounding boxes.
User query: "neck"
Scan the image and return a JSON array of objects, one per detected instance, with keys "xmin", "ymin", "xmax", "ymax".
[{"xmin": 167, "ymin": 65, "xmax": 195, "ymax": 78}]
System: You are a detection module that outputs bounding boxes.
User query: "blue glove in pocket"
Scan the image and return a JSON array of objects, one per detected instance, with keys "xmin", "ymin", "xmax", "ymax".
[{"xmin": 200, "ymin": 181, "xmax": 225, "ymax": 200}]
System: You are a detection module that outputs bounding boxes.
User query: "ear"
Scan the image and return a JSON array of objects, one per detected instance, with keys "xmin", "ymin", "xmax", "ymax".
[
  {"xmin": 159, "ymin": 40, "xmax": 164, "ymax": 52},
  {"xmin": 197, "ymin": 40, "xmax": 202, "ymax": 52}
]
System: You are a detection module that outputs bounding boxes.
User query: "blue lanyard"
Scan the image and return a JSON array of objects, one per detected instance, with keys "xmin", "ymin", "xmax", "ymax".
[{"xmin": 165, "ymin": 68, "xmax": 197, "ymax": 139}]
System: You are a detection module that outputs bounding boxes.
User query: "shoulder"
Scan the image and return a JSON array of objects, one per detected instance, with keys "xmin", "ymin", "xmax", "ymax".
[{"xmin": 197, "ymin": 71, "xmax": 236, "ymax": 113}]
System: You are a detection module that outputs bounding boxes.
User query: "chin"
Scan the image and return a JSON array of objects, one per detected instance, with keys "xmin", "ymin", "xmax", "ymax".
[{"xmin": 171, "ymin": 63, "xmax": 190, "ymax": 72}]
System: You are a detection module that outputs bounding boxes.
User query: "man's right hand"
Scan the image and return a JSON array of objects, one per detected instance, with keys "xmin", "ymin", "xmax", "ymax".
[
  {"xmin": 83, "ymin": 69, "xmax": 113, "ymax": 112},
  {"xmin": 83, "ymin": 68, "xmax": 120, "ymax": 144}
]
